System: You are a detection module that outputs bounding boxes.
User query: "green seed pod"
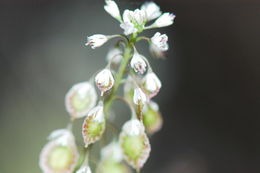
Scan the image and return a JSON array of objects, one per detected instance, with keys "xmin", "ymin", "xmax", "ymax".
[
  {"xmin": 143, "ymin": 101, "xmax": 163, "ymax": 135},
  {"xmin": 65, "ymin": 82, "xmax": 97, "ymax": 119},
  {"xmin": 39, "ymin": 129, "xmax": 79, "ymax": 173},
  {"xmin": 119, "ymin": 119, "xmax": 150, "ymax": 171},
  {"xmin": 82, "ymin": 105, "xmax": 106, "ymax": 147}
]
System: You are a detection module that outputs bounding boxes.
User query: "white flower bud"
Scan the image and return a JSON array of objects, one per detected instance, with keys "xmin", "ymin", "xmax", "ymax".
[
  {"xmin": 95, "ymin": 69, "xmax": 114, "ymax": 96},
  {"xmin": 85, "ymin": 34, "xmax": 108, "ymax": 49},
  {"xmin": 106, "ymin": 47, "xmax": 123, "ymax": 64},
  {"xmin": 39, "ymin": 129, "xmax": 79, "ymax": 173},
  {"xmin": 82, "ymin": 105, "xmax": 106, "ymax": 147},
  {"xmin": 130, "ymin": 51, "xmax": 147, "ymax": 74},
  {"xmin": 120, "ymin": 21, "xmax": 137, "ymax": 35},
  {"xmin": 141, "ymin": 1, "xmax": 162, "ymax": 21},
  {"xmin": 151, "ymin": 32, "xmax": 169, "ymax": 51},
  {"xmin": 143, "ymin": 72, "xmax": 162, "ymax": 98},
  {"xmin": 152, "ymin": 12, "xmax": 175, "ymax": 28},
  {"xmin": 104, "ymin": 0, "xmax": 122, "ymax": 22},
  {"xmin": 76, "ymin": 165, "xmax": 92, "ymax": 173},
  {"xmin": 149, "ymin": 43, "xmax": 166, "ymax": 58},
  {"xmin": 120, "ymin": 9, "xmax": 146, "ymax": 35},
  {"xmin": 133, "ymin": 88, "xmax": 147, "ymax": 105},
  {"xmin": 132, "ymin": 9, "xmax": 146, "ymax": 25},
  {"xmin": 65, "ymin": 82, "xmax": 97, "ymax": 119}
]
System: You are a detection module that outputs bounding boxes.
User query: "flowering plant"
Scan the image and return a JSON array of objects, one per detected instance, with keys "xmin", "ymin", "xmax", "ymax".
[{"xmin": 39, "ymin": 1, "xmax": 175, "ymax": 173}]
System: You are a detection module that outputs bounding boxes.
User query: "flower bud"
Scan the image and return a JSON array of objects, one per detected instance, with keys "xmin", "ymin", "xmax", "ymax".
[
  {"xmin": 85, "ymin": 34, "xmax": 108, "ymax": 49},
  {"xmin": 151, "ymin": 32, "xmax": 169, "ymax": 51},
  {"xmin": 95, "ymin": 69, "xmax": 114, "ymax": 96},
  {"xmin": 143, "ymin": 72, "xmax": 162, "ymax": 98},
  {"xmin": 39, "ymin": 129, "xmax": 79, "ymax": 173},
  {"xmin": 65, "ymin": 82, "xmax": 97, "ymax": 119},
  {"xmin": 120, "ymin": 21, "xmax": 137, "ymax": 35},
  {"xmin": 82, "ymin": 105, "xmax": 106, "ymax": 147},
  {"xmin": 104, "ymin": 0, "xmax": 122, "ymax": 22},
  {"xmin": 143, "ymin": 101, "xmax": 163, "ymax": 134},
  {"xmin": 130, "ymin": 51, "xmax": 147, "ymax": 74},
  {"xmin": 149, "ymin": 43, "xmax": 166, "ymax": 59},
  {"xmin": 120, "ymin": 9, "xmax": 146, "ymax": 35},
  {"xmin": 152, "ymin": 12, "xmax": 175, "ymax": 28},
  {"xmin": 133, "ymin": 88, "xmax": 147, "ymax": 106},
  {"xmin": 141, "ymin": 2, "xmax": 162, "ymax": 21},
  {"xmin": 119, "ymin": 119, "xmax": 150, "ymax": 170},
  {"xmin": 76, "ymin": 165, "xmax": 92, "ymax": 173}
]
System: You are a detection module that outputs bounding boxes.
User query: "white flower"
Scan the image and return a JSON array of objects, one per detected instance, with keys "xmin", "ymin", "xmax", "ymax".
[
  {"xmin": 120, "ymin": 9, "xmax": 146, "ymax": 35},
  {"xmin": 122, "ymin": 119, "xmax": 145, "ymax": 136},
  {"xmin": 95, "ymin": 69, "xmax": 114, "ymax": 96},
  {"xmin": 133, "ymin": 88, "xmax": 147, "ymax": 105},
  {"xmin": 120, "ymin": 22, "xmax": 137, "ymax": 35},
  {"xmin": 141, "ymin": 1, "xmax": 162, "ymax": 21},
  {"xmin": 151, "ymin": 12, "xmax": 175, "ymax": 28},
  {"xmin": 104, "ymin": 0, "xmax": 122, "ymax": 22},
  {"xmin": 151, "ymin": 32, "xmax": 169, "ymax": 51},
  {"xmin": 123, "ymin": 9, "xmax": 146, "ymax": 25},
  {"xmin": 65, "ymin": 82, "xmax": 97, "ymax": 119},
  {"xmin": 39, "ymin": 129, "xmax": 79, "ymax": 173},
  {"xmin": 76, "ymin": 165, "xmax": 92, "ymax": 173},
  {"xmin": 85, "ymin": 34, "xmax": 108, "ymax": 49},
  {"xmin": 149, "ymin": 43, "xmax": 165, "ymax": 58},
  {"xmin": 106, "ymin": 47, "xmax": 123, "ymax": 64},
  {"xmin": 130, "ymin": 51, "xmax": 147, "ymax": 74},
  {"xmin": 143, "ymin": 72, "xmax": 162, "ymax": 98}
]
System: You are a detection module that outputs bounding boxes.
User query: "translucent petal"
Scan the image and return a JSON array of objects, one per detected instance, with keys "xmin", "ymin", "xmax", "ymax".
[{"xmin": 65, "ymin": 82, "xmax": 97, "ymax": 119}]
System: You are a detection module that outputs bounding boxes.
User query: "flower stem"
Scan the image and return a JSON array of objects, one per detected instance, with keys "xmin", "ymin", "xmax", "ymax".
[{"xmin": 104, "ymin": 43, "xmax": 133, "ymax": 115}]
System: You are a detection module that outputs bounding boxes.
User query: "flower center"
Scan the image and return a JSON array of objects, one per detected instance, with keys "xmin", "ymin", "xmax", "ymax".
[{"xmin": 48, "ymin": 146, "xmax": 74, "ymax": 171}]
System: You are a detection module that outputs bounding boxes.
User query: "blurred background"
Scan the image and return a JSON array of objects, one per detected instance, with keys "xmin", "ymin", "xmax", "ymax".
[{"xmin": 0, "ymin": 0, "xmax": 259, "ymax": 172}]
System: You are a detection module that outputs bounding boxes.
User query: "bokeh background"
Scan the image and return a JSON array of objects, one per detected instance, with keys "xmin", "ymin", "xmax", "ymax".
[{"xmin": 0, "ymin": 0, "xmax": 259, "ymax": 172}]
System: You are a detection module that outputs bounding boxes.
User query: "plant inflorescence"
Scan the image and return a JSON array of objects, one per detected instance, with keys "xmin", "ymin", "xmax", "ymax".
[{"xmin": 39, "ymin": 1, "xmax": 175, "ymax": 173}]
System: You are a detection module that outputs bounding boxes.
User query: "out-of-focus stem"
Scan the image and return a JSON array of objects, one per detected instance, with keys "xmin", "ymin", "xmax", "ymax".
[{"xmin": 104, "ymin": 42, "xmax": 133, "ymax": 115}]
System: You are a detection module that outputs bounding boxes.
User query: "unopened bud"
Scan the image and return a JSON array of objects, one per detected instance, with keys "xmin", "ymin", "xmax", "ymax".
[
  {"xmin": 143, "ymin": 72, "xmax": 162, "ymax": 98},
  {"xmin": 130, "ymin": 51, "xmax": 147, "ymax": 74},
  {"xmin": 95, "ymin": 69, "xmax": 114, "ymax": 96},
  {"xmin": 85, "ymin": 34, "xmax": 109, "ymax": 49},
  {"xmin": 133, "ymin": 88, "xmax": 147, "ymax": 106},
  {"xmin": 152, "ymin": 12, "xmax": 175, "ymax": 28}
]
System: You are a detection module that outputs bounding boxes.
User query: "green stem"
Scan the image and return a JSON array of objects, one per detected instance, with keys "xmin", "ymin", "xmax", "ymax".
[{"xmin": 104, "ymin": 43, "xmax": 133, "ymax": 115}]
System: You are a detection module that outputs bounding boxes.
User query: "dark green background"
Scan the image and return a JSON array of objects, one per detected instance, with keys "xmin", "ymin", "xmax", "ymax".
[{"xmin": 0, "ymin": 0, "xmax": 259, "ymax": 172}]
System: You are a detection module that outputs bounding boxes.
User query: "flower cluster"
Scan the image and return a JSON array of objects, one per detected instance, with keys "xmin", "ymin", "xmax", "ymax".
[{"xmin": 39, "ymin": 1, "xmax": 175, "ymax": 172}]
